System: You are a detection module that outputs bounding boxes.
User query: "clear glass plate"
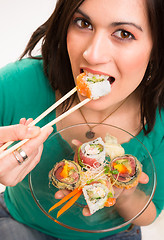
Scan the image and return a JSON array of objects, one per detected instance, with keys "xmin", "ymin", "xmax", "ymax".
[{"xmin": 29, "ymin": 123, "xmax": 156, "ymax": 233}]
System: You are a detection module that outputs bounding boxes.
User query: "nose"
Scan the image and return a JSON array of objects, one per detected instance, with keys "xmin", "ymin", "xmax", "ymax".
[{"xmin": 83, "ymin": 31, "xmax": 111, "ymax": 65}]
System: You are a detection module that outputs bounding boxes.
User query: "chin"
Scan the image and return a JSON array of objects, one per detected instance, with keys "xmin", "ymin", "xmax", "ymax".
[{"xmin": 78, "ymin": 93, "xmax": 113, "ymax": 111}]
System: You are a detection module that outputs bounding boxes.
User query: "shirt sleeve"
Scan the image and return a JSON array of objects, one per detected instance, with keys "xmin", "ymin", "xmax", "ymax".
[
  {"xmin": 0, "ymin": 59, "xmax": 55, "ymax": 127},
  {"xmin": 0, "ymin": 62, "xmax": 16, "ymax": 126}
]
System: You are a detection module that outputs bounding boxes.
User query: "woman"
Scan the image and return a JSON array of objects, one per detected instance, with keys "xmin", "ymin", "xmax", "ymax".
[{"xmin": 0, "ymin": 0, "xmax": 164, "ymax": 239}]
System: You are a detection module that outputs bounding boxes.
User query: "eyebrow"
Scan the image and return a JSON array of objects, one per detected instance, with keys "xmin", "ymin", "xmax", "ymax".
[
  {"xmin": 76, "ymin": 9, "xmax": 91, "ymax": 21},
  {"xmin": 76, "ymin": 9, "xmax": 143, "ymax": 32},
  {"xmin": 111, "ymin": 22, "xmax": 143, "ymax": 32}
]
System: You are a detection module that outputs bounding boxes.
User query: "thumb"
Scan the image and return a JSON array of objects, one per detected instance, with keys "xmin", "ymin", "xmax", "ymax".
[
  {"xmin": 72, "ymin": 139, "xmax": 82, "ymax": 147},
  {"xmin": 138, "ymin": 172, "xmax": 149, "ymax": 184},
  {"xmin": 0, "ymin": 124, "xmax": 41, "ymax": 143}
]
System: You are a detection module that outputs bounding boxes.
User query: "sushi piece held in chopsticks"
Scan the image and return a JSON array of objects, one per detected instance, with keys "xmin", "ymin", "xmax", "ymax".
[
  {"xmin": 75, "ymin": 137, "xmax": 106, "ymax": 169},
  {"xmin": 109, "ymin": 154, "xmax": 142, "ymax": 189},
  {"xmin": 49, "ymin": 159, "xmax": 81, "ymax": 190},
  {"xmin": 82, "ymin": 181, "xmax": 115, "ymax": 214},
  {"xmin": 76, "ymin": 71, "xmax": 111, "ymax": 99}
]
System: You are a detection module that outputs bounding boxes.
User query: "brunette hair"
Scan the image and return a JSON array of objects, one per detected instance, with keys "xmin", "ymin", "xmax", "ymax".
[{"xmin": 20, "ymin": 0, "xmax": 164, "ymax": 135}]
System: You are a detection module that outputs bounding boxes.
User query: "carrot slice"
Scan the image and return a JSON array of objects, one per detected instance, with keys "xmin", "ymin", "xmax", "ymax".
[
  {"xmin": 48, "ymin": 187, "xmax": 81, "ymax": 213},
  {"xmin": 57, "ymin": 189, "xmax": 82, "ymax": 218},
  {"xmin": 113, "ymin": 162, "xmax": 129, "ymax": 174},
  {"xmin": 104, "ymin": 197, "xmax": 116, "ymax": 207}
]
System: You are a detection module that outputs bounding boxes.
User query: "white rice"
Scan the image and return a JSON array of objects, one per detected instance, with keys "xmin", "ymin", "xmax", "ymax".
[
  {"xmin": 81, "ymin": 137, "xmax": 106, "ymax": 164},
  {"xmin": 83, "ymin": 72, "xmax": 111, "ymax": 99},
  {"xmin": 82, "ymin": 183, "xmax": 109, "ymax": 214}
]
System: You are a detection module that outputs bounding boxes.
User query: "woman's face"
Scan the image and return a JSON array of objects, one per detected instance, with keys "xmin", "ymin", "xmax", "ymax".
[{"xmin": 67, "ymin": 0, "xmax": 152, "ymax": 110}]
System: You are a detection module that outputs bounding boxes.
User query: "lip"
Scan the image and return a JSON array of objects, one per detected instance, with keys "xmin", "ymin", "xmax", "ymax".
[{"xmin": 81, "ymin": 67, "xmax": 111, "ymax": 77}]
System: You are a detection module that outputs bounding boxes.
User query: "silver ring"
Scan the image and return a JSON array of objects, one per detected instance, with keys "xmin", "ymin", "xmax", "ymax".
[
  {"xmin": 13, "ymin": 151, "xmax": 22, "ymax": 165},
  {"xmin": 17, "ymin": 148, "xmax": 28, "ymax": 161}
]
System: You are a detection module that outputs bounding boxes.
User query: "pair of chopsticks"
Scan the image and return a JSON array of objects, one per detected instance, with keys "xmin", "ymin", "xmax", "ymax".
[{"xmin": 0, "ymin": 87, "xmax": 91, "ymax": 159}]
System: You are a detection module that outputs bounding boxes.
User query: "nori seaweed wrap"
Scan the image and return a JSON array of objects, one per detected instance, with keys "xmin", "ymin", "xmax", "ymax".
[
  {"xmin": 109, "ymin": 154, "xmax": 142, "ymax": 189},
  {"xmin": 49, "ymin": 160, "xmax": 81, "ymax": 190}
]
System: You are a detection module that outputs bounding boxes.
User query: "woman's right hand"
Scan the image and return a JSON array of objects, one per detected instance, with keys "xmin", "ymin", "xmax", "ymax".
[{"xmin": 0, "ymin": 119, "xmax": 53, "ymax": 186}]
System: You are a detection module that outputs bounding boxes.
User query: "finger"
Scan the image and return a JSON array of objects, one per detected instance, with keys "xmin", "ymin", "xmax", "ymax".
[
  {"xmin": 82, "ymin": 206, "xmax": 91, "ymax": 216},
  {"xmin": 55, "ymin": 189, "xmax": 71, "ymax": 199},
  {"xmin": 14, "ymin": 146, "xmax": 43, "ymax": 184},
  {"xmin": 113, "ymin": 186, "xmax": 123, "ymax": 198},
  {"xmin": 139, "ymin": 172, "xmax": 149, "ymax": 184},
  {"xmin": 1, "ymin": 126, "xmax": 53, "ymax": 170},
  {"xmin": 0, "ymin": 126, "xmax": 53, "ymax": 186},
  {"xmin": 19, "ymin": 118, "xmax": 27, "ymax": 125},
  {"xmin": 0, "ymin": 124, "xmax": 41, "ymax": 143},
  {"xmin": 72, "ymin": 139, "xmax": 82, "ymax": 147},
  {"xmin": 22, "ymin": 126, "xmax": 53, "ymax": 152},
  {"xmin": 1, "ymin": 147, "xmax": 42, "ymax": 186},
  {"xmin": 24, "ymin": 118, "xmax": 34, "ymax": 126}
]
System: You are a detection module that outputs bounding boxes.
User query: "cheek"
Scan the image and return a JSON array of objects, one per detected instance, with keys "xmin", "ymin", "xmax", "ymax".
[
  {"xmin": 67, "ymin": 29, "xmax": 81, "ymax": 59},
  {"xmin": 128, "ymin": 53, "xmax": 149, "ymax": 71},
  {"xmin": 67, "ymin": 31, "xmax": 81, "ymax": 74},
  {"xmin": 111, "ymin": 47, "xmax": 151, "ymax": 99},
  {"xmin": 119, "ymin": 47, "xmax": 151, "ymax": 82},
  {"xmin": 67, "ymin": 32, "xmax": 77, "ymax": 78},
  {"xmin": 67, "ymin": 32, "xmax": 74, "ymax": 62}
]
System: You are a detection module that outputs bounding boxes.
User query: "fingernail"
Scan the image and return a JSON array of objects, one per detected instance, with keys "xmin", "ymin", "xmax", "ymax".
[{"xmin": 47, "ymin": 126, "xmax": 53, "ymax": 135}]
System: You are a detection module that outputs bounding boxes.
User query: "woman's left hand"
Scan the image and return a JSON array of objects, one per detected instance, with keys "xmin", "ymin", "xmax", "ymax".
[{"xmin": 81, "ymin": 171, "xmax": 149, "ymax": 216}]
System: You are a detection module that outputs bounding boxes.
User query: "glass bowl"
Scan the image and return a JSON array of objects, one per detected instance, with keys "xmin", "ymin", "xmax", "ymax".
[{"xmin": 29, "ymin": 123, "xmax": 156, "ymax": 233}]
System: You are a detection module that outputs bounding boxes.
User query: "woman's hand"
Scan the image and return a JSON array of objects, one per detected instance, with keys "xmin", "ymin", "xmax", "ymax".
[
  {"xmin": 0, "ymin": 118, "xmax": 53, "ymax": 186},
  {"xmin": 113, "ymin": 171, "xmax": 149, "ymax": 199},
  {"xmin": 54, "ymin": 171, "xmax": 149, "ymax": 217},
  {"xmin": 83, "ymin": 172, "xmax": 149, "ymax": 216}
]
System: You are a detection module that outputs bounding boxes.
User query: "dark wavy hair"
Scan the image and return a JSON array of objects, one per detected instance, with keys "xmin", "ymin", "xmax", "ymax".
[{"xmin": 20, "ymin": 0, "xmax": 164, "ymax": 135}]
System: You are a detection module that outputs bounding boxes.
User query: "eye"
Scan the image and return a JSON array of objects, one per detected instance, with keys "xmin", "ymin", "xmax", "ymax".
[
  {"xmin": 112, "ymin": 29, "xmax": 135, "ymax": 40},
  {"xmin": 73, "ymin": 18, "xmax": 93, "ymax": 30}
]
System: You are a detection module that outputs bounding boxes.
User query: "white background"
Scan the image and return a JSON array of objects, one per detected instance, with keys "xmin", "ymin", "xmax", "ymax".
[
  {"xmin": 0, "ymin": 0, "xmax": 164, "ymax": 239},
  {"xmin": 0, "ymin": 0, "xmax": 56, "ymax": 68}
]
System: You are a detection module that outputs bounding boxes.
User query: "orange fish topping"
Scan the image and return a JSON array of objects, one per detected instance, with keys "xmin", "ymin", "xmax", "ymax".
[{"xmin": 76, "ymin": 72, "xmax": 92, "ymax": 98}]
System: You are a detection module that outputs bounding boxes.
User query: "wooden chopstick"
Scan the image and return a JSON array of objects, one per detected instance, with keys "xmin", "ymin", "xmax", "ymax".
[
  {"xmin": 0, "ymin": 87, "xmax": 77, "ymax": 152},
  {"xmin": 0, "ymin": 98, "xmax": 91, "ymax": 159}
]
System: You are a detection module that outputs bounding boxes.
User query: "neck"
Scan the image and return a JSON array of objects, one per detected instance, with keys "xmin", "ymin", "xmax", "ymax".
[{"xmin": 80, "ymin": 98, "xmax": 128, "ymax": 123}]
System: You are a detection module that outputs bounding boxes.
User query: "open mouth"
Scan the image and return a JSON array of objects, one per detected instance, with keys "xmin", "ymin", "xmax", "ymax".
[
  {"xmin": 80, "ymin": 69, "xmax": 115, "ymax": 85},
  {"xmin": 77, "ymin": 69, "xmax": 114, "ymax": 99},
  {"xmin": 108, "ymin": 76, "xmax": 115, "ymax": 84}
]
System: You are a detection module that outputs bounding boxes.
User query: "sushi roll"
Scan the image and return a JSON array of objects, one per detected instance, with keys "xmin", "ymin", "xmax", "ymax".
[
  {"xmin": 49, "ymin": 159, "xmax": 81, "ymax": 190},
  {"xmin": 76, "ymin": 71, "xmax": 111, "ymax": 99},
  {"xmin": 109, "ymin": 154, "xmax": 142, "ymax": 189},
  {"xmin": 82, "ymin": 182, "xmax": 114, "ymax": 214},
  {"xmin": 75, "ymin": 137, "xmax": 106, "ymax": 169}
]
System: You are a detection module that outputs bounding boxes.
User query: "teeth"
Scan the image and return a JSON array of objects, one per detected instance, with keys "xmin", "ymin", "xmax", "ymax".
[{"xmin": 85, "ymin": 70, "xmax": 110, "ymax": 81}]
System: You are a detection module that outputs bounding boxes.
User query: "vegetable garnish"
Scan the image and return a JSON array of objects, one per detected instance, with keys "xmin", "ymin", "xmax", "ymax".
[
  {"xmin": 110, "ymin": 169, "xmax": 119, "ymax": 175},
  {"xmin": 86, "ymin": 179, "xmax": 94, "ymax": 184},
  {"xmin": 57, "ymin": 189, "xmax": 82, "ymax": 218},
  {"xmin": 104, "ymin": 165, "xmax": 110, "ymax": 174},
  {"xmin": 48, "ymin": 187, "xmax": 82, "ymax": 213}
]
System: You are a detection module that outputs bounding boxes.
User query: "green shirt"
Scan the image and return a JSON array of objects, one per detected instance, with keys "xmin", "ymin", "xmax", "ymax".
[{"xmin": 0, "ymin": 58, "xmax": 164, "ymax": 240}]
